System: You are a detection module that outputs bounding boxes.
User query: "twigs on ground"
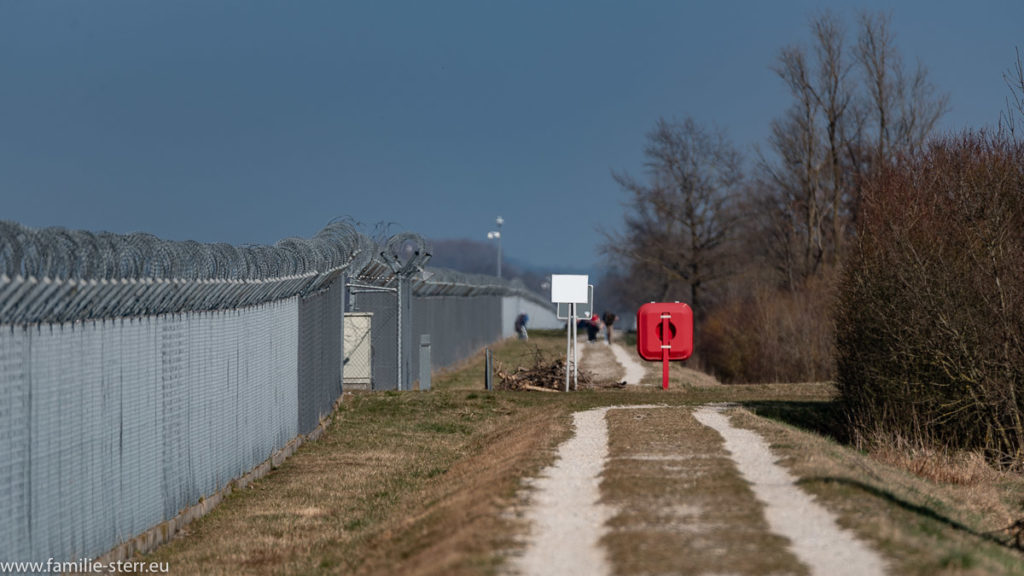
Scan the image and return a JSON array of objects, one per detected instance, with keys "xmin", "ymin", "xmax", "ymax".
[{"xmin": 494, "ymin": 346, "xmax": 625, "ymax": 391}]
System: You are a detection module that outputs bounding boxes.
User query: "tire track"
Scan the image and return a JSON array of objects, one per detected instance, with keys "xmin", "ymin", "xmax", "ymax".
[
  {"xmin": 511, "ymin": 406, "xmax": 662, "ymax": 576},
  {"xmin": 693, "ymin": 405, "xmax": 887, "ymax": 576}
]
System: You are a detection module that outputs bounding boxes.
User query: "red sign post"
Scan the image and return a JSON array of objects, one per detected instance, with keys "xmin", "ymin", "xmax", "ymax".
[{"xmin": 636, "ymin": 302, "xmax": 693, "ymax": 389}]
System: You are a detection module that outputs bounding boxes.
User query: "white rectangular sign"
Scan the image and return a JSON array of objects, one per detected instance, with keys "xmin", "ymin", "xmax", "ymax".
[
  {"xmin": 556, "ymin": 285, "xmax": 593, "ymax": 319},
  {"xmin": 550, "ymin": 274, "xmax": 589, "ymax": 303}
]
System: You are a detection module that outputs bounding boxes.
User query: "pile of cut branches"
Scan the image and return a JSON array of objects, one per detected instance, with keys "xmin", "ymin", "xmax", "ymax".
[
  {"xmin": 494, "ymin": 346, "xmax": 624, "ymax": 391},
  {"xmin": 495, "ymin": 358, "xmax": 584, "ymax": 392}
]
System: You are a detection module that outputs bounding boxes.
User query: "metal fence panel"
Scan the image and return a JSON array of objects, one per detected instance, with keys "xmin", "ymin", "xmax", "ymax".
[
  {"xmin": 158, "ymin": 315, "xmax": 189, "ymax": 523},
  {"xmin": 297, "ymin": 278, "xmax": 343, "ymax": 434},
  {"xmin": 410, "ymin": 295, "xmax": 503, "ymax": 379},
  {"xmin": 0, "ymin": 221, "xmax": 569, "ymax": 571},
  {"xmin": 0, "ymin": 300, "xmax": 300, "ymax": 568},
  {"xmin": 0, "ymin": 327, "xmax": 30, "ymax": 563},
  {"xmin": 351, "ymin": 289, "xmax": 399, "ymax": 390}
]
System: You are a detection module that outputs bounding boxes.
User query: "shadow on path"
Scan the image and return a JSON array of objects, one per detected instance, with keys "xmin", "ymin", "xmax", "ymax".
[{"xmin": 744, "ymin": 400, "xmax": 850, "ymax": 444}]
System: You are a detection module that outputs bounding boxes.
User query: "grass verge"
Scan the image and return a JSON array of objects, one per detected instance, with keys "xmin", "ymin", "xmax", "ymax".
[
  {"xmin": 734, "ymin": 406, "xmax": 1024, "ymax": 575},
  {"xmin": 145, "ymin": 336, "xmax": 576, "ymax": 575},
  {"xmin": 143, "ymin": 331, "xmax": 1024, "ymax": 575}
]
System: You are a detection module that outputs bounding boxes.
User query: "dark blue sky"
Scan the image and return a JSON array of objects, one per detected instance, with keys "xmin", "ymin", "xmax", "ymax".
[{"xmin": 2, "ymin": 1, "xmax": 1020, "ymax": 269}]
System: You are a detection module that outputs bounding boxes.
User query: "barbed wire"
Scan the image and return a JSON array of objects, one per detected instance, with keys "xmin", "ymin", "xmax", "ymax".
[
  {"xmin": 0, "ymin": 220, "xmax": 549, "ymax": 324},
  {"xmin": 0, "ymin": 220, "xmax": 367, "ymax": 323}
]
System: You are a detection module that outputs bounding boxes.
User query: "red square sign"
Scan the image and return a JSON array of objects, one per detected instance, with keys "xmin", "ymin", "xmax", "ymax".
[{"xmin": 637, "ymin": 302, "xmax": 693, "ymax": 361}]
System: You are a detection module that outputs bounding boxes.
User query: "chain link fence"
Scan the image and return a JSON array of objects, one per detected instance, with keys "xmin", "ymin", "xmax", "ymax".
[
  {"xmin": 348, "ymin": 267, "xmax": 562, "ymax": 391},
  {"xmin": 348, "ymin": 282, "xmax": 401, "ymax": 390},
  {"xmin": 0, "ymin": 219, "xmax": 558, "ymax": 571}
]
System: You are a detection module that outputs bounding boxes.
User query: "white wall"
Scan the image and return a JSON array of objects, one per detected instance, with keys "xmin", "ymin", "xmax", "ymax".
[{"xmin": 501, "ymin": 296, "xmax": 561, "ymax": 338}]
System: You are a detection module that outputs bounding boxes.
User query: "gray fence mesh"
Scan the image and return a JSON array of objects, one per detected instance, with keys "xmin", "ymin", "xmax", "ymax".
[
  {"xmin": 410, "ymin": 295, "xmax": 503, "ymax": 380},
  {"xmin": 349, "ymin": 285, "xmax": 400, "ymax": 391},
  {"xmin": 0, "ymin": 220, "xmax": 557, "ymax": 571},
  {"xmin": 0, "ymin": 303, "xmax": 301, "ymax": 567},
  {"xmin": 297, "ymin": 279, "xmax": 344, "ymax": 434}
]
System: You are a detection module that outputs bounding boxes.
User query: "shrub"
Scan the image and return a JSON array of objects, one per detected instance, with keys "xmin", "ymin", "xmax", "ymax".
[
  {"xmin": 702, "ymin": 272, "xmax": 836, "ymax": 384},
  {"xmin": 835, "ymin": 133, "xmax": 1024, "ymax": 467}
]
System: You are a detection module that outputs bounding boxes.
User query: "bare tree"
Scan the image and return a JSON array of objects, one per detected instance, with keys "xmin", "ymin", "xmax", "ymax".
[
  {"xmin": 1001, "ymin": 47, "xmax": 1024, "ymax": 137},
  {"xmin": 740, "ymin": 174, "xmax": 803, "ymax": 291},
  {"xmin": 603, "ymin": 117, "xmax": 742, "ymax": 315},
  {"xmin": 856, "ymin": 11, "xmax": 950, "ymax": 165},
  {"xmin": 757, "ymin": 10, "xmax": 948, "ymax": 287},
  {"xmin": 812, "ymin": 13, "xmax": 855, "ymax": 263},
  {"xmin": 857, "ymin": 11, "xmax": 895, "ymax": 166},
  {"xmin": 763, "ymin": 31, "xmax": 830, "ymax": 281}
]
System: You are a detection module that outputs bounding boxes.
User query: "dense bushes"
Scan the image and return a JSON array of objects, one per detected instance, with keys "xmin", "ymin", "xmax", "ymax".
[
  {"xmin": 835, "ymin": 134, "xmax": 1024, "ymax": 466},
  {"xmin": 702, "ymin": 272, "xmax": 836, "ymax": 384}
]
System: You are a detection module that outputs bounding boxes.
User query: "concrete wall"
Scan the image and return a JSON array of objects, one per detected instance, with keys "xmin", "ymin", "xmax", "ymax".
[{"xmin": 501, "ymin": 295, "xmax": 562, "ymax": 338}]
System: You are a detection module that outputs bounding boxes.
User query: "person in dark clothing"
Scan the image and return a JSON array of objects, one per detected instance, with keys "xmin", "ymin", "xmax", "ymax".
[
  {"xmin": 514, "ymin": 313, "xmax": 529, "ymax": 340},
  {"xmin": 602, "ymin": 311, "xmax": 618, "ymax": 344},
  {"xmin": 586, "ymin": 313, "xmax": 601, "ymax": 341}
]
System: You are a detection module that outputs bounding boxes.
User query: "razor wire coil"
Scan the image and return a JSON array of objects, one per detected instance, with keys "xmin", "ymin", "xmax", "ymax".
[
  {"xmin": 0, "ymin": 220, "xmax": 368, "ymax": 324},
  {"xmin": 0, "ymin": 220, "xmax": 549, "ymax": 325}
]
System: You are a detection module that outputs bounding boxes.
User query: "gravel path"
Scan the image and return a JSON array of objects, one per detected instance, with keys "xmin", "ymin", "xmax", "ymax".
[
  {"xmin": 608, "ymin": 343, "xmax": 647, "ymax": 385},
  {"xmin": 512, "ymin": 406, "xmax": 660, "ymax": 576},
  {"xmin": 514, "ymin": 350, "xmax": 885, "ymax": 575},
  {"xmin": 512, "ymin": 407, "xmax": 614, "ymax": 576},
  {"xmin": 577, "ymin": 339, "xmax": 647, "ymax": 386},
  {"xmin": 515, "ymin": 404, "xmax": 888, "ymax": 576},
  {"xmin": 693, "ymin": 405, "xmax": 888, "ymax": 576}
]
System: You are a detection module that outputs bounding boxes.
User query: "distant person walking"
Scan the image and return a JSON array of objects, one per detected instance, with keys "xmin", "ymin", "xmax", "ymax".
[
  {"xmin": 602, "ymin": 311, "xmax": 618, "ymax": 344},
  {"xmin": 586, "ymin": 313, "xmax": 601, "ymax": 342},
  {"xmin": 515, "ymin": 313, "xmax": 529, "ymax": 340}
]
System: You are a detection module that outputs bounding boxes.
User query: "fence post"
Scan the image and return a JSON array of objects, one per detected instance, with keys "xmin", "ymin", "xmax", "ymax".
[
  {"xmin": 419, "ymin": 334, "xmax": 431, "ymax": 391},
  {"xmin": 485, "ymin": 348, "xmax": 493, "ymax": 391},
  {"xmin": 396, "ymin": 275, "xmax": 403, "ymax": 391}
]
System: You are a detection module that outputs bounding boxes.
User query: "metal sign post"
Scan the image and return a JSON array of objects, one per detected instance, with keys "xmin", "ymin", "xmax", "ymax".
[
  {"xmin": 552, "ymin": 275, "xmax": 589, "ymax": 392},
  {"xmin": 565, "ymin": 303, "xmax": 572, "ymax": 392},
  {"xmin": 572, "ymin": 303, "xmax": 579, "ymax": 389}
]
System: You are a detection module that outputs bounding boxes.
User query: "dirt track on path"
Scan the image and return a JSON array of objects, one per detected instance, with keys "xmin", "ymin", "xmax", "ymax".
[
  {"xmin": 694, "ymin": 405, "xmax": 886, "ymax": 576},
  {"xmin": 512, "ymin": 344, "xmax": 887, "ymax": 575},
  {"xmin": 608, "ymin": 343, "xmax": 647, "ymax": 385},
  {"xmin": 512, "ymin": 406, "xmax": 659, "ymax": 576}
]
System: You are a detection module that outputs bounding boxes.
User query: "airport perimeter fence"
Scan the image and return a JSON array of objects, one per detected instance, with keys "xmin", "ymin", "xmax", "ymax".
[
  {"xmin": 348, "ymin": 257, "xmax": 563, "ymax": 392},
  {"xmin": 0, "ymin": 220, "xmax": 559, "ymax": 572}
]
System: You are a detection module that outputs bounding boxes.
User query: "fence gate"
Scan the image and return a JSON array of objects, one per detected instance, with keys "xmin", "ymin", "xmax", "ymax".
[
  {"xmin": 347, "ymin": 280, "xmax": 402, "ymax": 390},
  {"xmin": 343, "ymin": 312, "xmax": 373, "ymax": 391}
]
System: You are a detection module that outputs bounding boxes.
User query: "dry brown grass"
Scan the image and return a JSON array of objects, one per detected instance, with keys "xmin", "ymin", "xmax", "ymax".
[
  {"xmin": 870, "ymin": 439, "xmax": 1002, "ymax": 487},
  {"xmin": 143, "ymin": 336, "xmax": 577, "ymax": 576},
  {"xmin": 433, "ymin": 332, "xmax": 569, "ymax": 392},
  {"xmin": 138, "ymin": 330, "xmax": 1024, "ymax": 575},
  {"xmin": 145, "ymin": 390, "xmax": 573, "ymax": 576},
  {"xmin": 673, "ymin": 365, "xmax": 722, "ymax": 388},
  {"xmin": 732, "ymin": 407, "xmax": 1024, "ymax": 575}
]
